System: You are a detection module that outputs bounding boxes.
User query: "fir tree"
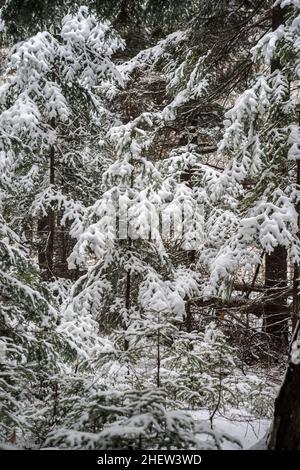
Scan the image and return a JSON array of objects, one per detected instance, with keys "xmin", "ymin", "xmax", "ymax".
[
  {"xmin": 204, "ymin": 0, "xmax": 300, "ymax": 346},
  {"xmin": 0, "ymin": 212, "xmax": 66, "ymax": 445},
  {"xmin": 0, "ymin": 6, "xmax": 124, "ymax": 279}
]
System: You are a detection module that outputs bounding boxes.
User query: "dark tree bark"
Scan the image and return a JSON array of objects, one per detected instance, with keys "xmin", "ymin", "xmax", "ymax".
[
  {"xmin": 269, "ymin": 4, "xmax": 300, "ymax": 451},
  {"xmin": 270, "ymin": 4, "xmax": 283, "ymax": 71},
  {"xmin": 47, "ymin": 141, "xmax": 55, "ymax": 277},
  {"xmin": 293, "ymin": 154, "xmax": 300, "ymax": 329},
  {"xmin": 37, "ymin": 215, "xmax": 50, "ymax": 279},
  {"xmin": 38, "ymin": 117, "xmax": 55, "ymax": 280},
  {"xmin": 185, "ymin": 250, "xmax": 196, "ymax": 332},
  {"xmin": 263, "ymin": 4, "xmax": 288, "ymax": 350},
  {"xmin": 57, "ymin": 215, "xmax": 68, "ymax": 277},
  {"xmin": 264, "ymin": 246, "xmax": 288, "ymax": 347},
  {"xmin": 54, "ymin": 213, "xmax": 81, "ymax": 279},
  {"xmin": 270, "ymin": 323, "xmax": 300, "ymax": 449},
  {"xmin": 271, "ymin": 153, "xmax": 300, "ymax": 449},
  {"xmin": 124, "ymin": 239, "xmax": 132, "ymax": 351}
]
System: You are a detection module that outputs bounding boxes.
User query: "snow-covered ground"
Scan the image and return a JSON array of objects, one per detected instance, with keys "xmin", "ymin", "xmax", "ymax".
[{"xmin": 193, "ymin": 409, "xmax": 270, "ymax": 449}]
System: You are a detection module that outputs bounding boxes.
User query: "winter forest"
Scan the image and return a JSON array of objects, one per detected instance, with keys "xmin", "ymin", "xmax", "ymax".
[{"xmin": 0, "ymin": 0, "xmax": 300, "ymax": 452}]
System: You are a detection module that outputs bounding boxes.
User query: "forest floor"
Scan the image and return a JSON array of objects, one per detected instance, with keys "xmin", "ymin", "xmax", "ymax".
[{"xmin": 193, "ymin": 409, "xmax": 270, "ymax": 449}]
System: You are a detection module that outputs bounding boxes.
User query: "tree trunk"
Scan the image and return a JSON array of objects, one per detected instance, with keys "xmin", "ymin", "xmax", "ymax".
[
  {"xmin": 263, "ymin": 4, "xmax": 288, "ymax": 350},
  {"xmin": 270, "ymin": 145, "xmax": 300, "ymax": 449},
  {"xmin": 269, "ymin": 4, "xmax": 300, "ymax": 450},
  {"xmin": 124, "ymin": 241, "xmax": 131, "ymax": 351},
  {"xmin": 270, "ymin": 4, "xmax": 283, "ymax": 72},
  {"xmin": 264, "ymin": 246, "xmax": 288, "ymax": 348},
  {"xmin": 270, "ymin": 323, "xmax": 300, "ymax": 449},
  {"xmin": 293, "ymin": 127, "xmax": 300, "ymax": 329},
  {"xmin": 54, "ymin": 213, "xmax": 76, "ymax": 279},
  {"xmin": 47, "ymin": 140, "xmax": 55, "ymax": 277},
  {"xmin": 37, "ymin": 215, "xmax": 50, "ymax": 279},
  {"xmin": 38, "ymin": 119, "xmax": 55, "ymax": 280},
  {"xmin": 185, "ymin": 250, "xmax": 196, "ymax": 332}
]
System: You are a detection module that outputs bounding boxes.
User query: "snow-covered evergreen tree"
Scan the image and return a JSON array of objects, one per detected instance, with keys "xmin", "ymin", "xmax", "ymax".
[
  {"xmin": 0, "ymin": 0, "xmax": 285, "ymax": 451},
  {"xmin": 0, "ymin": 211, "xmax": 67, "ymax": 445},
  {"xmin": 205, "ymin": 0, "xmax": 300, "ymax": 297},
  {"xmin": 0, "ymin": 6, "xmax": 124, "ymax": 278},
  {"xmin": 46, "ymin": 88, "xmax": 274, "ymax": 448}
]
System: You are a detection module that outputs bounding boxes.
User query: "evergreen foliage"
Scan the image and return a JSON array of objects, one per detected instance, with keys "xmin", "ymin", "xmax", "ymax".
[{"xmin": 1, "ymin": 0, "xmax": 299, "ymax": 451}]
